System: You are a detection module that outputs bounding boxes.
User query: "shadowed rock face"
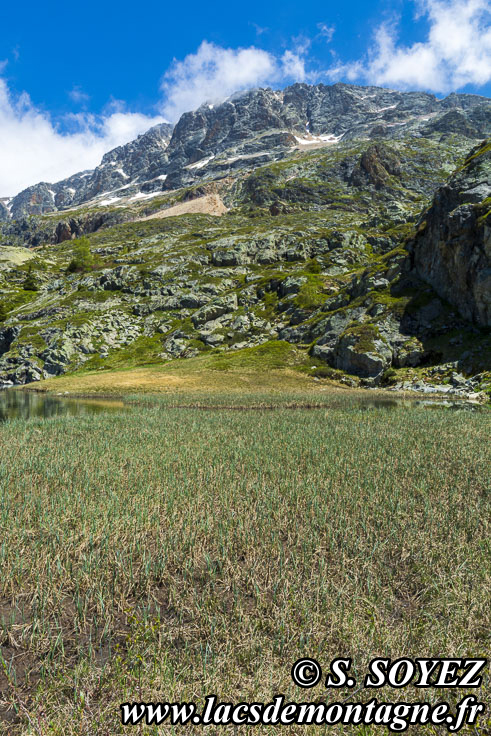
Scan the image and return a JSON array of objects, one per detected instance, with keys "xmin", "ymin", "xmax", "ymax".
[
  {"xmin": 0, "ymin": 326, "xmax": 20, "ymax": 356},
  {"xmin": 410, "ymin": 140, "xmax": 491, "ymax": 327},
  {"xmin": 421, "ymin": 109, "xmax": 480, "ymax": 138},
  {"xmin": 7, "ymin": 83, "xmax": 491, "ymax": 218},
  {"xmin": 349, "ymin": 144, "xmax": 402, "ymax": 190}
]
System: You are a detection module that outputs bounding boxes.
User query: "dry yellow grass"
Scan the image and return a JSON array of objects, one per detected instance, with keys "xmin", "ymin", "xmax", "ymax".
[{"xmin": 23, "ymin": 365, "xmax": 332, "ymax": 397}]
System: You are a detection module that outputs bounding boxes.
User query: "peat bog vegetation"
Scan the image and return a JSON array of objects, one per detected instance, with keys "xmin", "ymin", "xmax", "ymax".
[{"xmin": 0, "ymin": 391, "xmax": 489, "ymax": 734}]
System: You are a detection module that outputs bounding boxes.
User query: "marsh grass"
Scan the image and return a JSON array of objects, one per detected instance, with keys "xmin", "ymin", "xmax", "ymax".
[{"xmin": 0, "ymin": 395, "xmax": 489, "ymax": 734}]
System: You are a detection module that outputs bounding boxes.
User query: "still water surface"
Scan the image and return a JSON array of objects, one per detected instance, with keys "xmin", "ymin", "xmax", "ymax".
[
  {"xmin": 0, "ymin": 388, "xmax": 482, "ymax": 422},
  {"xmin": 0, "ymin": 389, "xmax": 126, "ymax": 422}
]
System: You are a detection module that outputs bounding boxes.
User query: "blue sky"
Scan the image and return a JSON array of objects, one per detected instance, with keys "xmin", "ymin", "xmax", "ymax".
[{"xmin": 0, "ymin": 0, "xmax": 490, "ymax": 194}]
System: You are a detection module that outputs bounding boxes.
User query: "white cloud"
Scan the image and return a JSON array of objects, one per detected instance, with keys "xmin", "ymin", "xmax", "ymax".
[
  {"xmin": 0, "ymin": 38, "xmax": 311, "ymax": 196},
  {"xmin": 281, "ymin": 50, "xmax": 307, "ymax": 81},
  {"xmin": 160, "ymin": 40, "xmax": 310, "ymax": 121},
  {"xmin": 327, "ymin": 0, "xmax": 491, "ymax": 92},
  {"xmin": 251, "ymin": 23, "xmax": 269, "ymax": 36},
  {"xmin": 68, "ymin": 85, "xmax": 90, "ymax": 104},
  {"xmin": 317, "ymin": 23, "xmax": 335, "ymax": 43},
  {"xmin": 0, "ymin": 78, "xmax": 166, "ymax": 196}
]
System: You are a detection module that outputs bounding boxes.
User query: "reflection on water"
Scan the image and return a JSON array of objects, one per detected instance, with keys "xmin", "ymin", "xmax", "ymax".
[
  {"xmin": 359, "ymin": 397, "xmax": 483, "ymax": 412},
  {"xmin": 0, "ymin": 389, "xmax": 126, "ymax": 422},
  {"xmin": 0, "ymin": 389, "xmax": 483, "ymax": 422}
]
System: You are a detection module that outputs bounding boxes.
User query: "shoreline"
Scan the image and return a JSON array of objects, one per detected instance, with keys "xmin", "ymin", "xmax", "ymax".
[{"xmin": 5, "ymin": 382, "xmax": 488, "ymax": 407}]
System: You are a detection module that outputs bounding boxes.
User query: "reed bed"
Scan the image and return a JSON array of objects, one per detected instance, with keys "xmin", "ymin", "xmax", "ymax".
[{"xmin": 0, "ymin": 396, "xmax": 489, "ymax": 734}]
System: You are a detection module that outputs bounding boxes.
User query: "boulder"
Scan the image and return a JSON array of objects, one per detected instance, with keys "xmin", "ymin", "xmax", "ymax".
[
  {"xmin": 333, "ymin": 333, "xmax": 392, "ymax": 378},
  {"xmin": 313, "ymin": 323, "xmax": 392, "ymax": 379},
  {"xmin": 393, "ymin": 337, "xmax": 426, "ymax": 367},
  {"xmin": 279, "ymin": 276, "xmax": 306, "ymax": 297},
  {"xmin": 191, "ymin": 294, "xmax": 238, "ymax": 327}
]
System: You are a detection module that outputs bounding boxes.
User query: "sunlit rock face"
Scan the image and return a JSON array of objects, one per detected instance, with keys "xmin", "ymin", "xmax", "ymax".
[{"xmin": 7, "ymin": 84, "xmax": 491, "ymax": 218}]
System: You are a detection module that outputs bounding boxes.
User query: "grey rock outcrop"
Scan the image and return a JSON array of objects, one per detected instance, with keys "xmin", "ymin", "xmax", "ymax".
[
  {"xmin": 350, "ymin": 144, "xmax": 402, "ymax": 189},
  {"xmin": 410, "ymin": 139, "xmax": 491, "ymax": 326},
  {"xmin": 1, "ymin": 208, "xmax": 133, "ymax": 246},
  {"xmin": 191, "ymin": 294, "xmax": 238, "ymax": 327}
]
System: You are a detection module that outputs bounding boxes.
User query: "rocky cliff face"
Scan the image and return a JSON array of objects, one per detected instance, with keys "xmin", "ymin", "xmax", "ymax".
[
  {"xmin": 6, "ymin": 84, "xmax": 491, "ymax": 219},
  {"xmin": 162, "ymin": 84, "xmax": 491, "ymax": 189},
  {"xmin": 9, "ymin": 123, "xmax": 174, "ymax": 219},
  {"xmin": 410, "ymin": 140, "xmax": 491, "ymax": 326}
]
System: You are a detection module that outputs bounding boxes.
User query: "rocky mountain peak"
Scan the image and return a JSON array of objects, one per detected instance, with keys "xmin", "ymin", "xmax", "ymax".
[
  {"xmin": 5, "ymin": 84, "xmax": 491, "ymax": 220},
  {"xmin": 8, "ymin": 122, "xmax": 173, "ymax": 219}
]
